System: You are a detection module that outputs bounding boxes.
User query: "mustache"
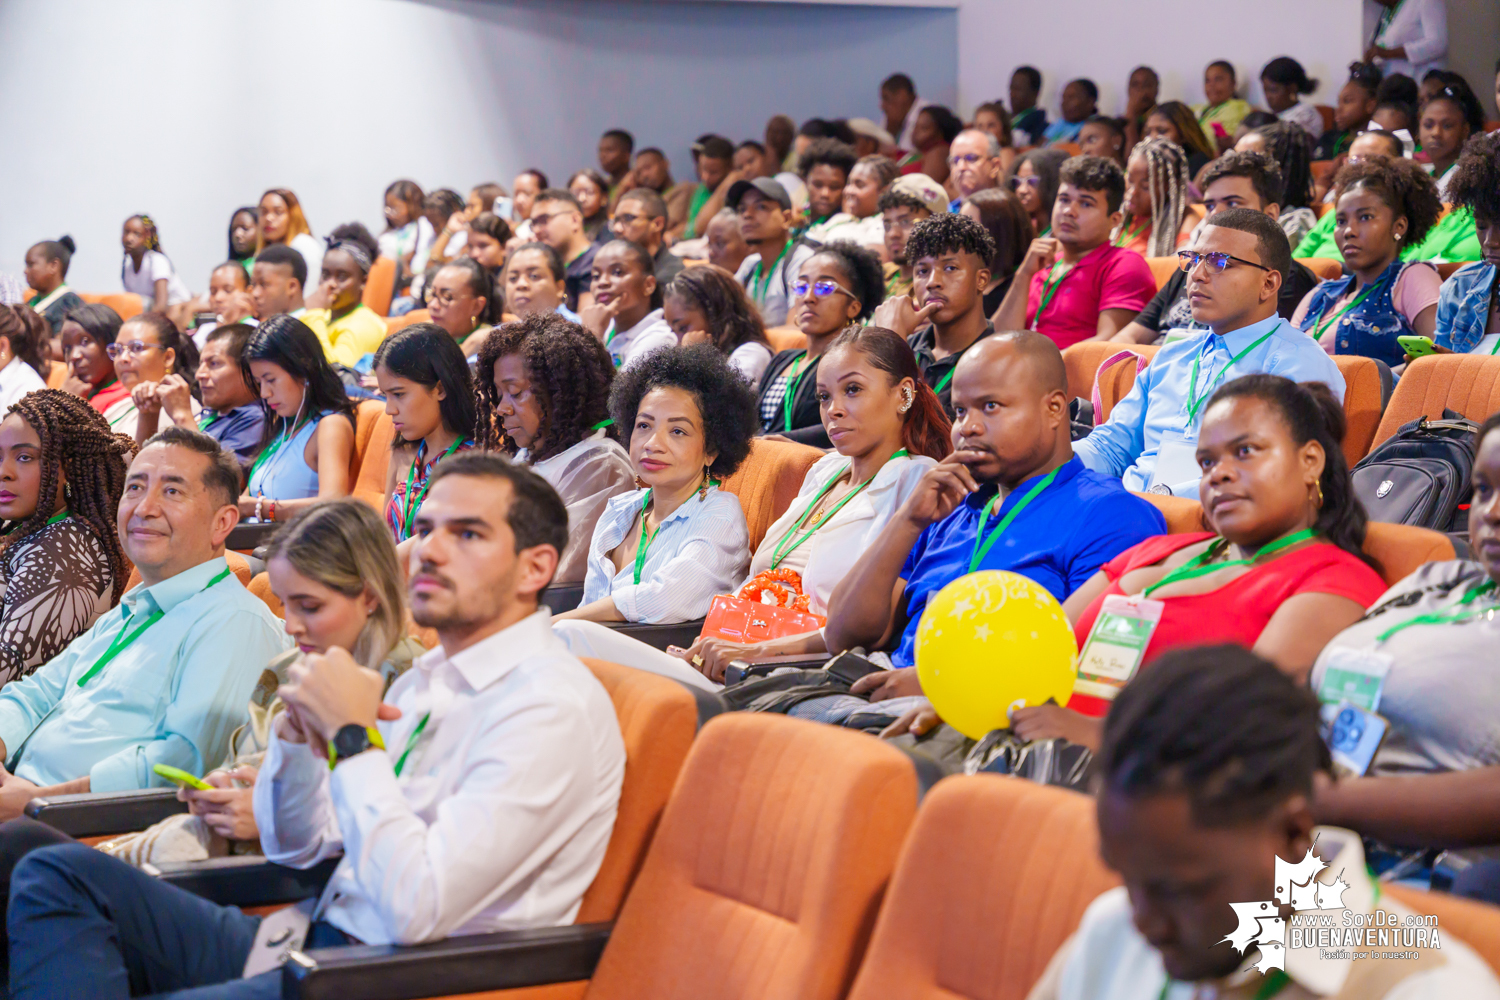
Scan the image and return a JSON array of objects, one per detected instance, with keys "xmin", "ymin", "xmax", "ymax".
[{"xmin": 411, "ymin": 563, "xmax": 456, "ymax": 591}]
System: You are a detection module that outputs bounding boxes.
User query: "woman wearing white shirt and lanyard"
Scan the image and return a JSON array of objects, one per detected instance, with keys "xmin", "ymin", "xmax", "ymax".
[
  {"xmin": 1365, "ymin": 0, "xmax": 1449, "ymax": 84},
  {"xmin": 553, "ymin": 327, "xmax": 953, "ymax": 691}
]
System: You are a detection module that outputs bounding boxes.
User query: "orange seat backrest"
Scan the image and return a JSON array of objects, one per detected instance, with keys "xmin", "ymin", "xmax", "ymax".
[
  {"xmin": 765, "ymin": 325, "xmax": 808, "ymax": 354},
  {"xmin": 353, "ymin": 409, "xmax": 397, "ymax": 510},
  {"xmin": 1297, "ymin": 257, "xmax": 1345, "ymax": 282},
  {"xmin": 1317, "ymin": 202, "xmax": 1336, "ymax": 219},
  {"xmin": 1061, "ymin": 342, "xmax": 1157, "ymax": 423},
  {"xmin": 248, "ymin": 571, "xmax": 283, "ymax": 618},
  {"xmin": 575, "ymin": 658, "xmax": 697, "ymax": 923},
  {"xmin": 1053, "ymin": 141, "xmax": 1082, "ymax": 157},
  {"xmin": 1371, "ymin": 354, "xmax": 1500, "ymax": 449},
  {"xmin": 719, "ymin": 437, "xmax": 825, "ymax": 552},
  {"xmin": 1144, "ymin": 256, "xmax": 1180, "ymax": 291},
  {"xmin": 846, "ymin": 775, "xmax": 1119, "ymax": 1000},
  {"xmin": 384, "ymin": 308, "xmax": 431, "ymax": 337},
  {"xmin": 348, "ymin": 399, "xmax": 387, "ymax": 493},
  {"xmin": 121, "ymin": 549, "xmax": 254, "ymax": 598},
  {"xmin": 1315, "ymin": 105, "xmax": 1335, "ymax": 133},
  {"xmin": 45, "ymin": 362, "xmax": 67, "ymax": 390},
  {"xmin": 363, "ymin": 257, "xmax": 397, "ymax": 317},
  {"xmin": 1310, "ymin": 159, "xmax": 1336, "ymax": 186},
  {"xmin": 584, "ymin": 713, "xmax": 917, "ymax": 1000},
  {"xmin": 1332, "ymin": 354, "xmax": 1385, "ymax": 466},
  {"xmin": 1138, "ymin": 492, "xmax": 1208, "ymax": 534},
  {"xmin": 77, "ymin": 292, "xmax": 143, "ymax": 322},
  {"xmin": 1387, "ymin": 884, "xmax": 1500, "ymax": 976}
]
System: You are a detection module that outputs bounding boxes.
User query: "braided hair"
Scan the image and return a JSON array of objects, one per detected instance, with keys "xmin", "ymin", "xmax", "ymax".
[
  {"xmin": 474, "ymin": 313, "xmax": 616, "ymax": 461},
  {"xmin": 1252, "ymin": 122, "xmax": 1315, "ymax": 210},
  {"xmin": 1119, "ymin": 138, "xmax": 1189, "ymax": 258},
  {"xmin": 125, "ymin": 214, "xmax": 162, "ymax": 252},
  {"xmin": 2, "ymin": 391, "xmax": 135, "ymax": 601}
]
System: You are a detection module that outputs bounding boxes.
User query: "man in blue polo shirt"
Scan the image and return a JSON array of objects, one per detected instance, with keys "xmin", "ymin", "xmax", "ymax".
[
  {"xmin": 1076, "ymin": 208, "xmax": 1345, "ymax": 497},
  {"xmin": 824, "ymin": 331, "xmax": 1165, "ymax": 703}
]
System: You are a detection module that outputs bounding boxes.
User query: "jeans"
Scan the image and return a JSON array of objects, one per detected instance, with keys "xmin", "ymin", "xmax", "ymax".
[{"xmin": 7, "ymin": 842, "xmax": 351, "ymax": 999}]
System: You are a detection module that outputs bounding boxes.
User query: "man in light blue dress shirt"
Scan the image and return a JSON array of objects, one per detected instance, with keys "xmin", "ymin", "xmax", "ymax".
[
  {"xmin": 0, "ymin": 427, "xmax": 287, "ymax": 817},
  {"xmin": 1076, "ymin": 208, "xmax": 1345, "ymax": 497}
]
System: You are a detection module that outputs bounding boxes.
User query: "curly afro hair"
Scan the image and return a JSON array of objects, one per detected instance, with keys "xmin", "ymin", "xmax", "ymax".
[
  {"xmin": 475, "ymin": 313, "xmax": 616, "ymax": 462},
  {"xmin": 903, "ymin": 212, "xmax": 998, "ymax": 271},
  {"xmin": 802, "ymin": 240, "xmax": 886, "ymax": 321},
  {"xmin": 1447, "ymin": 132, "xmax": 1500, "ymax": 225},
  {"xmin": 1331, "ymin": 154, "xmax": 1442, "ymax": 248},
  {"xmin": 797, "ymin": 137, "xmax": 858, "ymax": 180},
  {"xmin": 1059, "ymin": 154, "xmax": 1127, "ymax": 213},
  {"xmin": 608, "ymin": 344, "xmax": 758, "ymax": 481}
]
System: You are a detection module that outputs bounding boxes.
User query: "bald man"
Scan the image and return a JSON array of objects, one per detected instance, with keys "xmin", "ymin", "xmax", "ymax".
[{"xmin": 823, "ymin": 332, "xmax": 1166, "ymax": 700}]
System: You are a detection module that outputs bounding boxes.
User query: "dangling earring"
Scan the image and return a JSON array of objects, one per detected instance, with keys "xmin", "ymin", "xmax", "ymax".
[
  {"xmin": 899, "ymin": 386, "xmax": 913, "ymax": 414},
  {"xmin": 1313, "ymin": 480, "xmax": 1324, "ymax": 509},
  {"xmin": 699, "ymin": 464, "xmax": 712, "ymax": 501},
  {"xmin": 634, "ymin": 475, "xmax": 647, "ymax": 489}
]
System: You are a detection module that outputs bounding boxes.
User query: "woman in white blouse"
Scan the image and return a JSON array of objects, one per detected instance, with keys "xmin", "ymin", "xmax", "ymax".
[
  {"xmin": 553, "ymin": 342, "xmax": 760, "ymax": 626},
  {"xmin": 553, "ymin": 326, "xmax": 953, "ymax": 690},
  {"xmin": 475, "ymin": 313, "xmax": 636, "ymax": 584}
]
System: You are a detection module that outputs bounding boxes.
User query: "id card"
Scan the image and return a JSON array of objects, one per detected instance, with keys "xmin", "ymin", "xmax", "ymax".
[
  {"xmin": 1316, "ymin": 647, "xmax": 1393, "ymax": 712},
  {"xmin": 1074, "ymin": 595, "xmax": 1164, "ymax": 702},
  {"xmin": 1147, "ymin": 430, "xmax": 1201, "ymax": 496},
  {"xmin": 242, "ymin": 898, "xmax": 314, "ymax": 977}
]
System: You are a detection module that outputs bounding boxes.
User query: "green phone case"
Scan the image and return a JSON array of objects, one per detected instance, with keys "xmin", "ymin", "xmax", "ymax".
[
  {"xmin": 153, "ymin": 763, "xmax": 213, "ymax": 790},
  {"xmin": 1397, "ymin": 335, "xmax": 1435, "ymax": 357}
]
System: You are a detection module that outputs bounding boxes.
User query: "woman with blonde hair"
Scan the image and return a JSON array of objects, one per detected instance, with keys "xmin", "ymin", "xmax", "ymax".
[
  {"xmin": 254, "ymin": 187, "xmax": 322, "ymax": 291},
  {"xmin": 97, "ymin": 499, "xmax": 424, "ymax": 866}
]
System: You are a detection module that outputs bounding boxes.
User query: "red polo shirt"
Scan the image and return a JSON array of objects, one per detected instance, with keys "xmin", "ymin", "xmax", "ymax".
[{"xmin": 1025, "ymin": 243, "xmax": 1157, "ymax": 349}]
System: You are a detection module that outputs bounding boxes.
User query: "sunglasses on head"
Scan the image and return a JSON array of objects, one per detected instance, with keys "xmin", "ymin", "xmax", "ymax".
[{"xmin": 1176, "ymin": 250, "xmax": 1271, "ymax": 274}]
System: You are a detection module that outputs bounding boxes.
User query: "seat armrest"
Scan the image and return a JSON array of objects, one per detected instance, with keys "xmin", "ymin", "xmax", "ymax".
[
  {"xmin": 226, "ymin": 521, "xmax": 280, "ymax": 552},
  {"xmin": 605, "ymin": 619, "xmax": 706, "ymax": 650},
  {"xmin": 282, "ymin": 922, "xmax": 611, "ymax": 1000},
  {"xmin": 156, "ymin": 854, "xmax": 340, "ymax": 907},
  {"xmin": 24, "ymin": 788, "xmax": 186, "ymax": 837},
  {"xmin": 541, "ymin": 582, "xmax": 586, "ymax": 615}
]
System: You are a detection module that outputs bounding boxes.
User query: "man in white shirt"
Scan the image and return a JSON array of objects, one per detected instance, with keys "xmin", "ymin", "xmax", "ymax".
[
  {"xmin": 6, "ymin": 453, "xmax": 626, "ymax": 997},
  {"xmin": 1027, "ymin": 644, "xmax": 1500, "ymax": 1000}
]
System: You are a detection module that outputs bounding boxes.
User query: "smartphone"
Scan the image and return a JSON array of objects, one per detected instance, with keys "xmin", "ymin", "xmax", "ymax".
[
  {"xmin": 1320, "ymin": 702, "xmax": 1388, "ymax": 777},
  {"xmin": 153, "ymin": 763, "xmax": 213, "ymax": 790},
  {"xmin": 192, "ymin": 311, "xmax": 217, "ymax": 329},
  {"xmin": 1397, "ymin": 335, "xmax": 1436, "ymax": 358},
  {"xmin": 826, "ymin": 650, "xmax": 883, "ymax": 687}
]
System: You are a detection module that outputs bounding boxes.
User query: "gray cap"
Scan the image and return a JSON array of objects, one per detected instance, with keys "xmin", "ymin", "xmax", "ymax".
[{"xmin": 726, "ymin": 177, "xmax": 792, "ymax": 211}]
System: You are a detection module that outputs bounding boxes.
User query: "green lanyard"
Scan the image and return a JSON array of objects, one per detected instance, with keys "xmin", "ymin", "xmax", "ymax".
[
  {"xmin": 1031, "ymin": 261, "xmax": 1072, "ymax": 330},
  {"xmin": 968, "ymin": 465, "xmax": 1062, "ymax": 573},
  {"xmin": 633, "ymin": 490, "xmax": 662, "ymax": 585},
  {"xmin": 402, "ymin": 437, "xmax": 466, "ymax": 529},
  {"xmin": 393, "ymin": 711, "xmax": 431, "ymax": 777},
  {"xmin": 1311, "ymin": 276, "xmax": 1388, "ymax": 344},
  {"xmin": 1197, "ymin": 101, "xmax": 1227, "ymax": 123},
  {"xmin": 750, "ymin": 241, "xmax": 793, "ymax": 305},
  {"xmin": 1375, "ymin": 0, "xmax": 1407, "ymax": 41},
  {"xmin": 247, "ymin": 417, "xmax": 306, "ymax": 493},
  {"xmin": 198, "ymin": 410, "xmax": 221, "ymax": 431},
  {"xmin": 1377, "ymin": 578, "xmax": 1498, "ymax": 642},
  {"xmin": 4, "ymin": 510, "xmax": 69, "ymax": 536},
  {"xmin": 782, "ymin": 352, "xmax": 811, "ymax": 433},
  {"xmin": 1113, "ymin": 218, "xmax": 1150, "ymax": 248},
  {"xmin": 769, "ymin": 450, "xmax": 908, "ymax": 570},
  {"xmin": 1142, "ymin": 528, "xmax": 1318, "ymax": 598},
  {"xmin": 1158, "ymin": 968, "xmax": 1289, "ymax": 1000},
  {"xmin": 1037, "ymin": 225, "xmax": 1052, "ymax": 238},
  {"xmin": 933, "ymin": 365, "xmax": 955, "ymax": 396},
  {"xmin": 1184, "ymin": 325, "xmax": 1280, "ymax": 426},
  {"xmin": 590, "ymin": 418, "xmax": 613, "ymax": 430},
  {"xmin": 76, "ymin": 566, "xmax": 233, "ymax": 687}
]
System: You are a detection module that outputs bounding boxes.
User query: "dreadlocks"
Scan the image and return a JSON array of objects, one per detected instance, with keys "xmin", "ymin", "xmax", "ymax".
[
  {"xmin": 3, "ymin": 390, "xmax": 135, "ymax": 601},
  {"xmin": 1119, "ymin": 138, "xmax": 1189, "ymax": 258}
]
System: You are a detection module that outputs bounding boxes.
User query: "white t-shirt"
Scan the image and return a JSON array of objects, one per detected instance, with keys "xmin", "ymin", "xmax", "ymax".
[
  {"xmin": 289, "ymin": 232, "xmax": 324, "ymax": 289},
  {"xmin": 121, "ymin": 250, "xmax": 191, "ymax": 305},
  {"xmin": 729, "ymin": 341, "xmax": 774, "ymax": 384},
  {"xmin": 604, "ymin": 309, "xmax": 677, "ymax": 369},
  {"xmin": 0, "ymin": 356, "xmax": 46, "ymax": 412},
  {"xmin": 1278, "ymin": 101, "xmax": 1326, "ymax": 140}
]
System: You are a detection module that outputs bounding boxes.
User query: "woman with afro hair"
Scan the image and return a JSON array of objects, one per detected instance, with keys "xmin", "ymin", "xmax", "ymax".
[
  {"xmin": 476, "ymin": 313, "xmax": 635, "ymax": 583},
  {"xmin": 553, "ymin": 343, "xmax": 757, "ymax": 629}
]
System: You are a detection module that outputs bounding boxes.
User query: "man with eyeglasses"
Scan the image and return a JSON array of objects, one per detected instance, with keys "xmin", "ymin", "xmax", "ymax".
[
  {"xmin": 728, "ymin": 177, "xmax": 815, "ymax": 326},
  {"xmin": 528, "ymin": 189, "xmax": 597, "ymax": 312},
  {"xmin": 611, "ymin": 187, "xmax": 683, "ymax": 286},
  {"xmin": 1076, "ymin": 207, "xmax": 1345, "ymax": 497},
  {"xmin": 946, "ymin": 129, "xmax": 1003, "ymax": 212}
]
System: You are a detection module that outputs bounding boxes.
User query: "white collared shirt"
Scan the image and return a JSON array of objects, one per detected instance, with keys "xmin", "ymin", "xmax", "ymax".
[
  {"xmin": 1364, "ymin": 0, "xmax": 1448, "ymax": 82},
  {"xmin": 603, "ymin": 308, "xmax": 677, "ymax": 370},
  {"xmin": 580, "ymin": 486, "xmax": 749, "ymax": 623},
  {"xmin": 254, "ymin": 610, "xmax": 625, "ymax": 946},
  {"xmin": 0, "ymin": 355, "xmax": 46, "ymax": 413}
]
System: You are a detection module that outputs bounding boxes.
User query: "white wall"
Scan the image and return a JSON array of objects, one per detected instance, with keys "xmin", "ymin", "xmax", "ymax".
[{"xmin": 0, "ymin": 0, "xmax": 957, "ymax": 294}]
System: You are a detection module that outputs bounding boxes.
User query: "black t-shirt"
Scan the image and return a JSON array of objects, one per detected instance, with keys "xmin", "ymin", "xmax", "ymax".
[
  {"xmin": 1134, "ymin": 259, "xmax": 1320, "ymax": 335},
  {"xmin": 908, "ymin": 321, "xmax": 997, "ymax": 417},
  {"xmin": 563, "ymin": 243, "xmax": 598, "ymax": 312}
]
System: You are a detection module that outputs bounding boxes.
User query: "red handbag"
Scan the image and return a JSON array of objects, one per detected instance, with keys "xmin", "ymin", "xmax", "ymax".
[{"xmin": 700, "ymin": 594, "xmax": 826, "ymax": 644}]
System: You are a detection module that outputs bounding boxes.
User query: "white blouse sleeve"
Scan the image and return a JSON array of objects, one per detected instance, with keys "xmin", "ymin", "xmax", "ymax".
[{"xmin": 612, "ymin": 492, "xmax": 750, "ymax": 624}]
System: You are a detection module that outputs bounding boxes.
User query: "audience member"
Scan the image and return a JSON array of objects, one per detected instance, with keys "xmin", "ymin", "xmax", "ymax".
[
  {"xmin": 0, "ymin": 427, "xmax": 286, "ymax": 817},
  {"xmin": 765, "ymin": 114, "xmax": 796, "ymax": 173},
  {"xmin": 1076, "ymin": 116, "xmax": 1126, "ymax": 167},
  {"xmin": 1434, "ymin": 133, "xmax": 1500, "ymax": 355},
  {"xmin": 611, "ymin": 187, "xmax": 684, "ymax": 286},
  {"xmin": 1314, "ymin": 61, "xmax": 1383, "ymax": 159},
  {"xmin": 597, "ymin": 128, "xmax": 633, "ymax": 198},
  {"xmin": 462, "ymin": 211, "xmax": 512, "ymax": 274},
  {"xmin": 1239, "ymin": 121, "xmax": 1320, "ymax": 247},
  {"xmin": 1293, "ymin": 156, "xmax": 1442, "ymax": 366},
  {"xmin": 478, "ymin": 243, "xmax": 579, "ymax": 348},
  {"xmin": 14, "ymin": 307, "xmax": 58, "ymax": 390},
  {"xmin": 555, "ymin": 344, "xmax": 756, "ymax": 625},
  {"xmin": 807, "ymin": 154, "xmax": 898, "ymax": 249},
  {"xmin": 1420, "ymin": 79, "xmax": 1485, "ymax": 199},
  {"xmin": 241, "ymin": 316, "xmax": 356, "ymax": 517},
  {"xmin": 580, "ymin": 240, "xmax": 675, "ymax": 369},
  {"xmin": 1115, "ymin": 138, "xmax": 1196, "ymax": 256},
  {"xmin": 971, "ymin": 100, "xmax": 1014, "ymax": 164},
  {"xmin": 554, "ymin": 326, "xmax": 950, "ymax": 688},
  {"xmin": 108, "ymin": 311, "xmax": 202, "ymax": 443},
  {"xmin": 248, "ymin": 243, "xmax": 310, "ymax": 321},
  {"xmin": 379, "ymin": 180, "xmax": 433, "ymax": 282},
  {"xmin": 945, "ymin": 128, "xmax": 1004, "ymax": 210},
  {"xmin": 1194, "ymin": 59, "xmax": 1253, "ymax": 151},
  {"xmin": 1365, "ymin": 0, "xmax": 1451, "ymax": 83},
  {"xmin": 300, "ymin": 224, "xmax": 387, "ymax": 367},
  {"xmin": 899, "ymin": 105, "xmax": 963, "ymax": 185},
  {"xmin": 226, "ymin": 206, "xmax": 257, "ymax": 271},
  {"xmin": 878, "ymin": 173, "xmax": 947, "ymax": 305},
  {"xmin": 59, "ymin": 303, "xmax": 129, "ymax": 414},
  {"xmin": 372, "ymin": 325, "xmax": 477, "ymax": 542},
  {"xmin": 994, "ymin": 155, "xmax": 1157, "ymax": 348},
  {"xmin": 663, "ymin": 266, "xmax": 774, "ymax": 382},
  {"xmin": 119, "ymin": 215, "xmax": 190, "ymax": 317},
  {"xmin": 880, "ymin": 72, "xmax": 932, "ymax": 152},
  {"xmin": 190, "ymin": 260, "xmax": 254, "ymax": 350},
  {"xmin": 255, "ymin": 188, "xmax": 322, "ymax": 290},
  {"xmin": 0, "ymin": 391, "xmax": 132, "ymax": 686},
  {"xmin": 428, "ymin": 258, "xmax": 496, "ymax": 347},
  {"xmin": 732, "ymin": 140, "xmax": 772, "ymax": 180},
  {"xmin": 845, "ymin": 119, "xmax": 895, "ymax": 160},
  {"xmin": 0, "ymin": 306, "xmax": 48, "ymax": 411},
  {"xmin": 681, "ymin": 134, "xmax": 735, "ymax": 241},
  {"xmin": 1261, "ymin": 56, "xmax": 1325, "ymax": 138},
  {"xmin": 1009, "ymin": 65, "xmax": 1049, "ymax": 146},
  {"xmin": 795, "ymin": 118, "xmax": 858, "ymax": 162},
  {"xmin": 1044, "ymin": 79, "xmax": 1099, "ymax": 145},
  {"xmin": 730, "ymin": 177, "xmax": 816, "ymax": 326},
  {"xmin": 21, "ymin": 237, "xmax": 83, "ymax": 338},
  {"xmin": 1076, "ymin": 208, "xmax": 1344, "ymax": 494},
  {"xmin": 1025, "ymin": 645, "xmax": 1500, "ymax": 1000},
  {"xmin": 528, "ymin": 189, "xmax": 598, "ymax": 312},
  {"xmin": 758, "ymin": 241, "xmax": 884, "ymax": 447},
  {"xmin": 568, "ymin": 168, "xmax": 613, "ymax": 244},
  {"xmin": 797, "ymin": 138, "xmax": 859, "ymax": 234},
  {"xmin": 429, "ymin": 182, "xmax": 507, "ymax": 265},
  {"xmin": 1142, "ymin": 101, "xmax": 1217, "ymax": 177},
  {"xmin": 511, "ymin": 168, "xmax": 547, "ymax": 230},
  {"xmin": 962, "ymin": 188, "xmax": 1034, "ymax": 318},
  {"xmin": 477, "ymin": 314, "xmax": 633, "ymax": 583},
  {"xmin": 1121, "ymin": 65, "xmax": 1160, "ymax": 151},
  {"xmin": 704, "ymin": 207, "xmax": 752, "ymax": 275},
  {"xmin": 1372, "ymin": 97, "xmax": 1418, "ymax": 135},
  {"xmin": 417, "ymin": 189, "xmax": 465, "ymax": 281},
  {"xmin": 1005, "ymin": 147, "xmax": 1069, "ymax": 239},
  {"xmin": 4, "ymin": 451, "xmax": 625, "ymax": 994},
  {"xmin": 192, "ymin": 323, "xmax": 266, "ymax": 471},
  {"xmin": 1115, "ymin": 152, "xmax": 1320, "ymax": 342}
]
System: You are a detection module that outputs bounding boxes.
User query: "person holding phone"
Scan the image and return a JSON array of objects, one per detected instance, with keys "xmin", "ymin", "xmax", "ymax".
[{"xmin": 1432, "ymin": 133, "xmax": 1500, "ymax": 358}]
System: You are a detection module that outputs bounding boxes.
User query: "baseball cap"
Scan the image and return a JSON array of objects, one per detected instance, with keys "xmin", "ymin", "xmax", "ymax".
[
  {"xmin": 727, "ymin": 177, "xmax": 792, "ymax": 211},
  {"xmin": 887, "ymin": 173, "xmax": 949, "ymax": 217},
  {"xmin": 846, "ymin": 117, "xmax": 895, "ymax": 147},
  {"xmin": 691, "ymin": 134, "xmax": 734, "ymax": 160}
]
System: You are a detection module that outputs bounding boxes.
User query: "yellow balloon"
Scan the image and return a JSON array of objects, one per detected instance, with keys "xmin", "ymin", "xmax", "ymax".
[{"xmin": 914, "ymin": 570, "xmax": 1077, "ymax": 739}]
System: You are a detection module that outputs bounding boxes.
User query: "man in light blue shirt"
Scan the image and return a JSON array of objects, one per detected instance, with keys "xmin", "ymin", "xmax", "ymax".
[
  {"xmin": 1076, "ymin": 208, "xmax": 1346, "ymax": 497},
  {"xmin": 0, "ymin": 427, "xmax": 287, "ymax": 816}
]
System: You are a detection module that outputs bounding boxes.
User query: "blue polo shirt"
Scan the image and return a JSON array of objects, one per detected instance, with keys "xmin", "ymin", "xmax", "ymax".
[
  {"xmin": 200, "ymin": 402, "xmax": 268, "ymax": 473},
  {"xmin": 893, "ymin": 456, "xmax": 1165, "ymax": 667}
]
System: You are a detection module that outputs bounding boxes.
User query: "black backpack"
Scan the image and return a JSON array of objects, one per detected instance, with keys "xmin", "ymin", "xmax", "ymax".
[{"xmin": 1351, "ymin": 409, "xmax": 1477, "ymax": 533}]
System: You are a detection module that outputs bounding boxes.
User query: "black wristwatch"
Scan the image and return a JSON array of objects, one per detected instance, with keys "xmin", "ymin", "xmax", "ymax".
[{"xmin": 328, "ymin": 723, "xmax": 385, "ymax": 769}]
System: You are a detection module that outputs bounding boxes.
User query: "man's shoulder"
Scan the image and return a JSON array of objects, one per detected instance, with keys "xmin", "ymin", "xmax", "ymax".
[
  {"xmin": 1063, "ymin": 466, "xmax": 1165, "ymax": 524},
  {"xmin": 734, "ymin": 255, "xmax": 760, "ymax": 281}
]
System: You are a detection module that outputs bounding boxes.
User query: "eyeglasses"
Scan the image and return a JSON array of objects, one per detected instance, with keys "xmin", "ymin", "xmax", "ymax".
[
  {"xmin": 1009, "ymin": 175, "xmax": 1042, "ymax": 190},
  {"xmin": 613, "ymin": 212, "xmax": 644, "ymax": 227},
  {"xmin": 529, "ymin": 212, "xmax": 556, "ymax": 229},
  {"xmin": 428, "ymin": 288, "xmax": 467, "ymax": 307},
  {"xmin": 105, "ymin": 340, "xmax": 161, "ymax": 359},
  {"xmin": 1176, "ymin": 250, "xmax": 1272, "ymax": 274},
  {"xmin": 948, "ymin": 153, "xmax": 988, "ymax": 167},
  {"xmin": 793, "ymin": 278, "xmax": 857, "ymax": 300}
]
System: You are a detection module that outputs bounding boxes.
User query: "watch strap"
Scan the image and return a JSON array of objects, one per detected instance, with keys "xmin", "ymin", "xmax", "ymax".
[{"xmin": 327, "ymin": 723, "xmax": 386, "ymax": 770}]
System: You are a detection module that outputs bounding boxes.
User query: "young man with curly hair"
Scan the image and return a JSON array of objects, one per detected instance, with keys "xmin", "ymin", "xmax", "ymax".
[
  {"xmin": 796, "ymin": 138, "xmax": 859, "ymax": 233},
  {"xmin": 993, "ymin": 155, "xmax": 1157, "ymax": 349}
]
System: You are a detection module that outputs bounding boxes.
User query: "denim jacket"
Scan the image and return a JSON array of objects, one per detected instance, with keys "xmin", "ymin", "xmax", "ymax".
[
  {"xmin": 1434, "ymin": 262, "xmax": 1498, "ymax": 354},
  {"xmin": 1297, "ymin": 260, "xmax": 1416, "ymax": 369}
]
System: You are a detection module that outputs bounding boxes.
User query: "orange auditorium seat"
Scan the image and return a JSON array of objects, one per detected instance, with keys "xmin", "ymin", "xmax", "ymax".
[
  {"xmin": 1061, "ymin": 342, "xmax": 1157, "ymax": 423},
  {"xmin": 1139, "ymin": 492, "xmax": 1208, "ymax": 533},
  {"xmin": 1297, "ymin": 257, "xmax": 1344, "ymax": 282},
  {"xmin": 78, "ymin": 292, "xmax": 143, "ymax": 321},
  {"xmin": 1371, "ymin": 354, "xmax": 1500, "ymax": 449},
  {"xmin": 1438, "ymin": 261, "xmax": 1470, "ymax": 281},
  {"xmin": 363, "ymin": 256, "xmax": 397, "ymax": 316},
  {"xmin": 1310, "ymin": 159, "xmax": 1336, "ymax": 187},
  {"xmin": 719, "ymin": 437, "xmax": 824, "ymax": 551},
  {"xmin": 1387, "ymin": 884, "xmax": 1500, "ymax": 976},
  {"xmin": 764, "ymin": 325, "xmax": 808, "ymax": 353},
  {"xmin": 385, "ymin": 308, "xmax": 431, "ymax": 337},
  {"xmin": 353, "ymin": 409, "xmax": 396, "ymax": 509},
  {"xmin": 45, "ymin": 363, "xmax": 67, "ymax": 390},
  {"xmin": 348, "ymin": 399, "xmax": 387, "ymax": 496},
  {"xmin": 1332, "ymin": 354, "xmax": 1387, "ymax": 466},
  {"xmin": 1316, "ymin": 105, "xmax": 1335, "ymax": 133},
  {"xmin": 1317, "ymin": 202, "xmax": 1336, "ymax": 219},
  {"xmin": 247, "ymin": 572, "xmax": 282, "ymax": 618},
  {"xmin": 1144, "ymin": 256, "xmax": 1180, "ymax": 291}
]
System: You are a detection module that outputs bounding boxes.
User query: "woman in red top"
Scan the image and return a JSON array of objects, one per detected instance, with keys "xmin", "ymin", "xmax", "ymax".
[
  {"xmin": 57, "ymin": 303, "xmax": 130, "ymax": 415},
  {"xmin": 1011, "ymin": 374, "xmax": 1388, "ymax": 748}
]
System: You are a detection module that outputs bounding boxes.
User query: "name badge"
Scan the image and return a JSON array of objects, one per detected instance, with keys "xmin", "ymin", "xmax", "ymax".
[
  {"xmin": 1074, "ymin": 595, "xmax": 1164, "ymax": 703},
  {"xmin": 1148, "ymin": 430, "xmax": 1201, "ymax": 496},
  {"xmin": 1316, "ymin": 646, "xmax": 1393, "ymax": 713}
]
